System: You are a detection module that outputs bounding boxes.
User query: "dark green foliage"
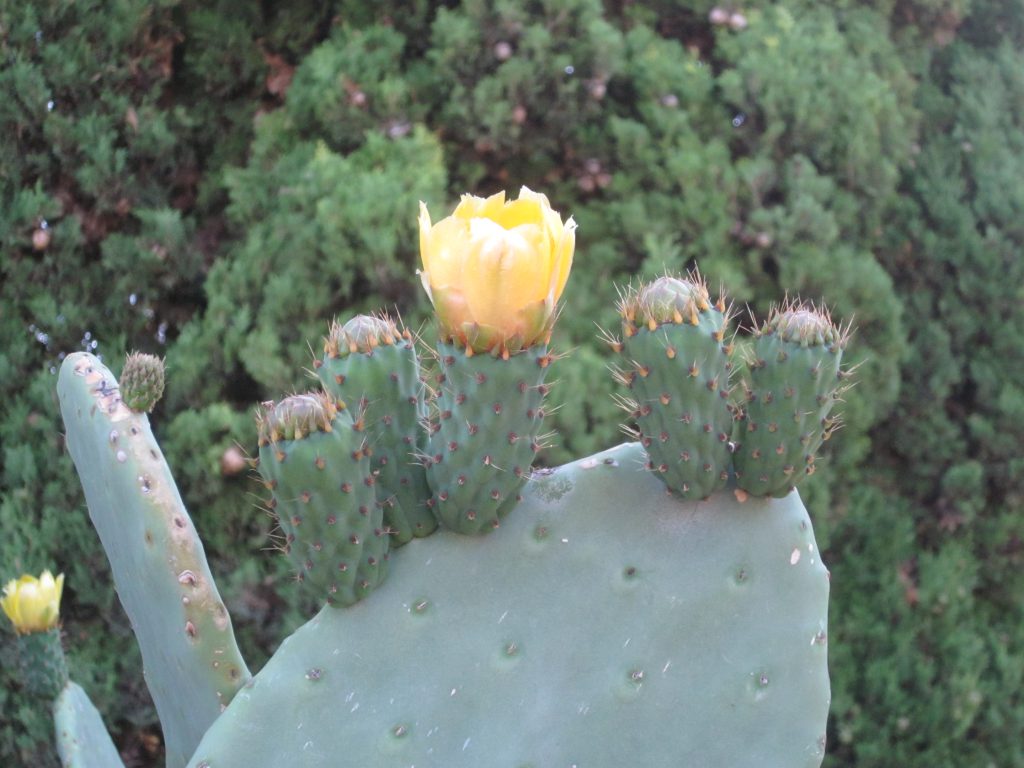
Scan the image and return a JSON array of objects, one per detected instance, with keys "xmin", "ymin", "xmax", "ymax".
[
  {"xmin": 3, "ymin": 0, "xmax": 1022, "ymax": 764},
  {"xmin": 823, "ymin": 29, "xmax": 1024, "ymax": 766}
]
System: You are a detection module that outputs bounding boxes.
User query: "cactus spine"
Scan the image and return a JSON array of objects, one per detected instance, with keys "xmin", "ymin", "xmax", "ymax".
[{"xmin": 316, "ymin": 314, "xmax": 436, "ymax": 545}]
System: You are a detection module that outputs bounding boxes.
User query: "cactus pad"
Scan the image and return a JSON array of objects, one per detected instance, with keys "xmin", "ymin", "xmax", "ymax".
[
  {"xmin": 188, "ymin": 442, "xmax": 830, "ymax": 768},
  {"xmin": 58, "ymin": 353, "xmax": 250, "ymax": 768},
  {"xmin": 256, "ymin": 393, "xmax": 390, "ymax": 606},
  {"xmin": 733, "ymin": 301, "xmax": 851, "ymax": 497},
  {"xmin": 425, "ymin": 343, "xmax": 552, "ymax": 534},
  {"xmin": 614, "ymin": 274, "xmax": 735, "ymax": 498},
  {"xmin": 54, "ymin": 683, "xmax": 125, "ymax": 768},
  {"xmin": 317, "ymin": 315, "xmax": 436, "ymax": 545}
]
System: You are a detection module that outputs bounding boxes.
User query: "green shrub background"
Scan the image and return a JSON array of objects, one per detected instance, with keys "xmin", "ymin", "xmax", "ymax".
[{"xmin": 2, "ymin": 0, "xmax": 1022, "ymax": 764}]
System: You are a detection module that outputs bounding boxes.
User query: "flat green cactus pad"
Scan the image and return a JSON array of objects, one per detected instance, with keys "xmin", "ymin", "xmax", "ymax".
[{"xmin": 189, "ymin": 442, "xmax": 830, "ymax": 768}]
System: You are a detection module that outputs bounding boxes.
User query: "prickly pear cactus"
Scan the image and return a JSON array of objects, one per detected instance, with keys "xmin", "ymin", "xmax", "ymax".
[
  {"xmin": 187, "ymin": 442, "xmax": 830, "ymax": 768},
  {"xmin": 53, "ymin": 185, "xmax": 848, "ymax": 768},
  {"xmin": 54, "ymin": 683, "xmax": 125, "ymax": 768}
]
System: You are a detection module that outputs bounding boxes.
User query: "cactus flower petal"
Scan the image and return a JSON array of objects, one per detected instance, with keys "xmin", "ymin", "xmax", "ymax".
[
  {"xmin": 2, "ymin": 570, "xmax": 64, "ymax": 635},
  {"xmin": 419, "ymin": 187, "xmax": 575, "ymax": 354}
]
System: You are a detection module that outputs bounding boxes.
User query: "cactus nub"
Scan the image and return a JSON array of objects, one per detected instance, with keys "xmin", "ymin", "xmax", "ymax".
[
  {"xmin": 613, "ymin": 272, "xmax": 735, "ymax": 499},
  {"xmin": 733, "ymin": 299, "xmax": 852, "ymax": 498},
  {"xmin": 256, "ymin": 392, "xmax": 389, "ymax": 606},
  {"xmin": 120, "ymin": 352, "xmax": 165, "ymax": 412},
  {"xmin": 318, "ymin": 314, "xmax": 436, "ymax": 545}
]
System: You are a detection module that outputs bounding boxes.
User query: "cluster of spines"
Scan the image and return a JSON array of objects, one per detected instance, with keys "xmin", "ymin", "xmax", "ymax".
[
  {"xmin": 256, "ymin": 392, "xmax": 389, "ymax": 606},
  {"xmin": 606, "ymin": 272, "xmax": 737, "ymax": 499},
  {"xmin": 732, "ymin": 299, "xmax": 854, "ymax": 498},
  {"xmin": 316, "ymin": 314, "xmax": 436, "ymax": 545},
  {"xmin": 422, "ymin": 343, "xmax": 556, "ymax": 535}
]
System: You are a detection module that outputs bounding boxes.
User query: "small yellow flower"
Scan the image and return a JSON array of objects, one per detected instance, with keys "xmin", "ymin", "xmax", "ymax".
[
  {"xmin": 418, "ymin": 187, "xmax": 576, "ymax": 355},
  {"xmin": 2, "ymin": 570, "xmax": 64, "ymax": 635}
]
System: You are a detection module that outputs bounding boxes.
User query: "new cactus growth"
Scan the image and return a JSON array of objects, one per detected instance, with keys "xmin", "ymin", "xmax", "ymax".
[
  {"xmin": 733, "ymin": 301, "xmax": 852, "ymax": 498},
  {"xmin": 316, "ymin": 314, "xmax": 436, "ymax": 544},
  {"xmin": 256, "ymin": 393, "xmax": 390, "ymax": 606},
  {"xmin": 611, "ymin": 273, "xmax": 736, "ymax": 499},
  {"xmin": 119, "ymin": 351, "xmax": 165, "ymax": 412}
]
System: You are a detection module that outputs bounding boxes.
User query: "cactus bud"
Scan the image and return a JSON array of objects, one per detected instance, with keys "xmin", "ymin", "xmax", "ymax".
[
  {"xmin": 763, "ymin": 302, "xmax": 845, "ymax": 350},
  {"xmin": 325, "ymin": 314, "xmax": 401, "ymax": 358},
  {"xmin": 256, "ymin": 392, "xmax": 340, "ymax": 446},
  {"xmin": 119, "ymin": 352, "xmax": 165, "ymax": 412},
  {"xmin": 620, "ymin": 274, "xmax": 714, "ymax": 336}
]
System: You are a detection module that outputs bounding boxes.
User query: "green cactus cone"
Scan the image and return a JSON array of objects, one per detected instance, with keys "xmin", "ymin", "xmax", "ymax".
[
  {"xmin": 187, "ymin": 442, "xmax": 830, "ymax": 768},
  {"xmin": 256, "ymin": 393, "xmax": 389, "ymax": 607},
  {"xmin": 54, "ymin": 682, "xmax": 126, "ymax": 768},
  {"xmin": 425, "ymin": 341, "xmax": 552, "ymax": 535},
  {"xmin": 316, "ymin": 315, "xmax": 436, "ymax": 546},
  {"xmin": 57, "ymin": 353, "xmax": 251, "ymax": 768},
  {"xmin": 119, "ymin": 351, "xmax": 165, "ymax": 413},
  {"xmin": 733, "ymin": 301, "xmax": 852, "ymax": 498},
  {"xmin": 613, "ymin": 274, "xmax": 735, "ymax": 499},
  {"xmin": 12, "ymin": 628, "xmax": 68, "ymax": 700}
]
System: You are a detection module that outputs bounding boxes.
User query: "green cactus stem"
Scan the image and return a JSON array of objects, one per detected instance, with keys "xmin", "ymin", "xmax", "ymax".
[
  {"xmin": 187, "ymin": 442, "xmax": 830, "ymax": 768},
  {"xmin": 11, "ymin": 628, "xmax": 68, "ymax": 700},
  {"xmin": 119, "ymin": 352, "xmax": 165, "ymax": 413},
  {"xmin": 256, "ymin": 392, "xmax": 390, "ymax": 607},
  {"xmin": 424, "ymin": 342, "xmax": 553, "ymax": 535},
  {"xmin": 316, "ymin": 314, "xmax": 436, "ymax": 545},
  {"xmin": 57, "ymin": 352, "xmax": 250, "ymax": 768},
  {"xmin": 610, "ymin": 273, "xmax": 736, "ymax": 499},
  {"xmin": 54, "ymin": 682, "xmax": 126, "ymax": 768},
  {"xmin": 733, "ymin": 300, "xmax": 852, "ymax": 498}
]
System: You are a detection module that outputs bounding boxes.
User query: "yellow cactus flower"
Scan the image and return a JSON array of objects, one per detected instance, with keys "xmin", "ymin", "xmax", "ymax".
[
  {"xmin": 418, "ymin": 187, "xmax": 576, "ymax": 355},
  {"xmin": 1, "ymin": 570, "xmax": 64, "ymax": 635}
]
